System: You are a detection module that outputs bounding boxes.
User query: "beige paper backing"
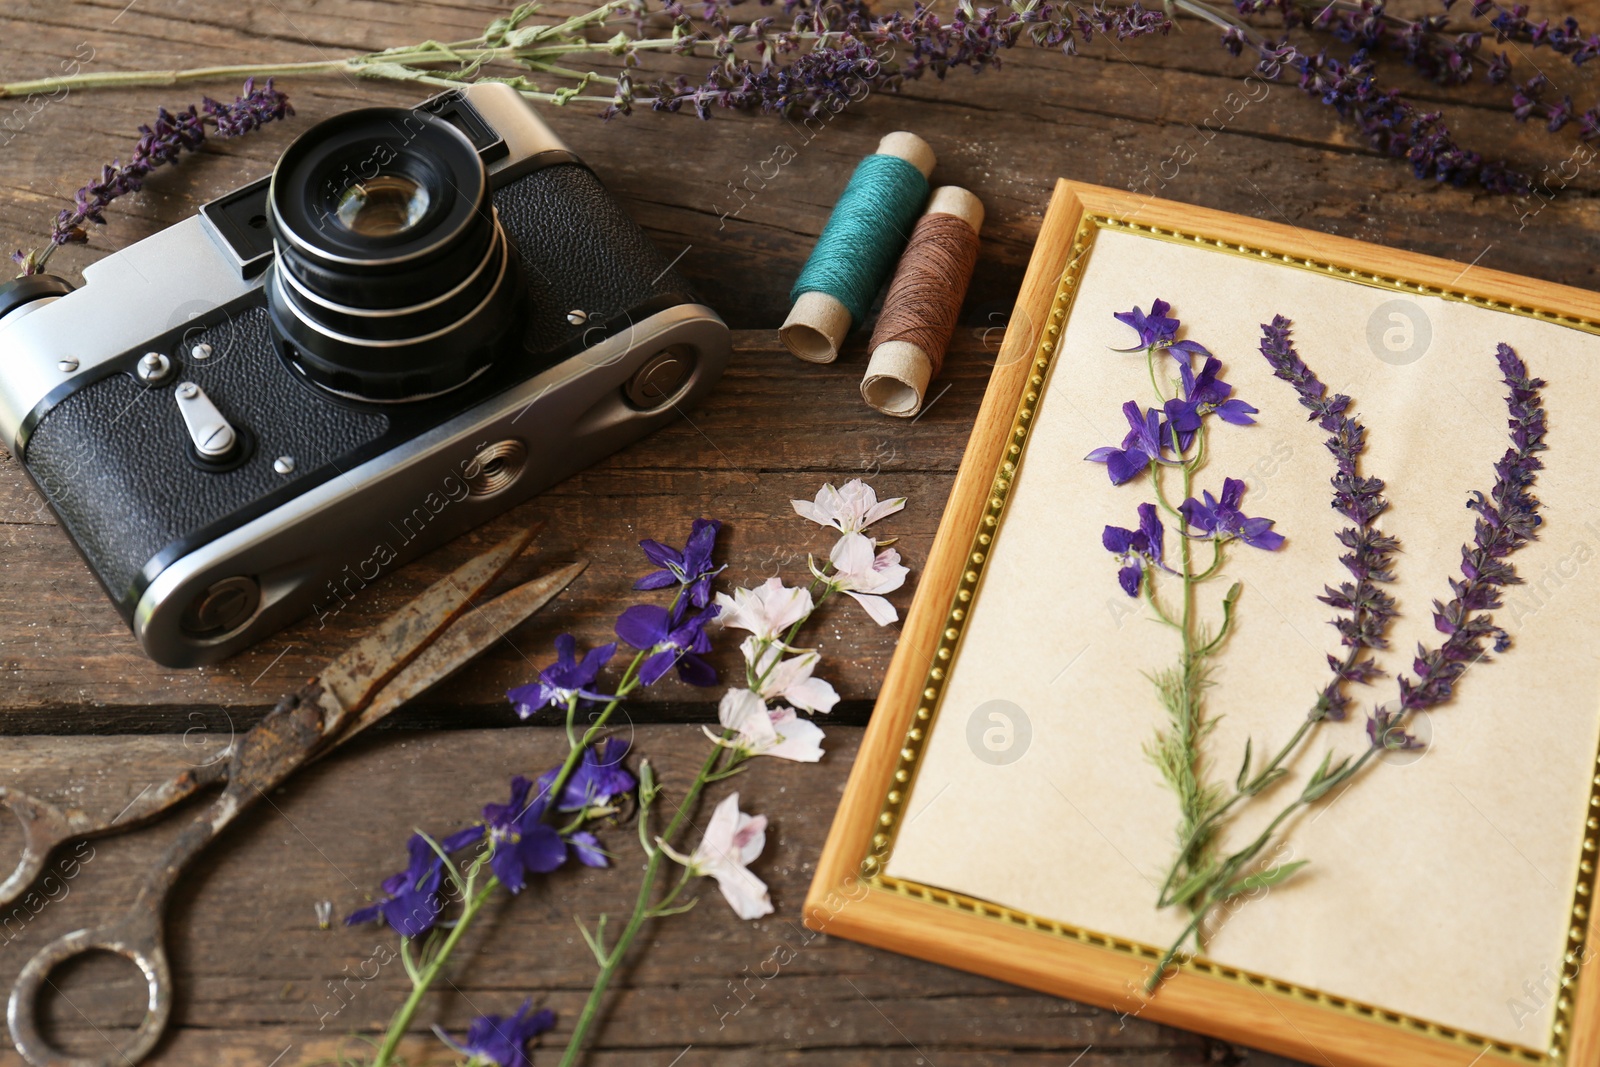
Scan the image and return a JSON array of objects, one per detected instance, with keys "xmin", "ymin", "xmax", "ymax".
[{"xmin": 884, "ymin": 225, "xmax": 1600, "ymax": 1051}]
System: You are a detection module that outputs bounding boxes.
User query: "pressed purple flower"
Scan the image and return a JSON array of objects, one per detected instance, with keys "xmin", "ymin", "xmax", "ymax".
[
  {"xmin": 506, "ymin": 634, "xmax": 617, "ymax": 718},
  {"xmin": 1259, "ymin": 316, "xmax": 1397, "ymax": 722},
  {"xmin": 435, "ymin": 999, "xmax": 556, "ymax": 1067},
  {"xmin": 1161, "ymin": 355, "xmax": 1259, "ymax": 452},
  {"xmin": 1367, "ymin": 709, "xmax": 1424, "ymax": 750},
  {"xmin": 634, "ymin": 517, "xmax": 725, "ymax": 607},
  {"xmin": 1180, "ymin": 477, "xmax": 1285, "ymax": 551},
  {"xmin": 1086, "ymin": 400, "xmax": 1169, "ymax": 485},
  {"xmin": 615, "ymin": 601, "xmax": 720, "ymax": 686},
  {"xmin": 536, "ymin": 737, "xmax": 636, "ymax": 812},
  {"xmin": 345, "ymin": 833, "xmax": 444, "ymax": 938},
  {"xmin": 1390, "ymin": 343, "xmax": 1546, "ymax": 724},
  {"xmin": 1113, "ymin": 298, "xmax": 1181, "ymax": 349},
  {"xmin": 1102, "ymin": 502, "xmax": 1169, "ymax": 596},
  {"xmin": 1180, "ymin": 356, "xmax": 1258, "ymax": 425},
  {"xmin": 444, "ymin": 776, "xmax": 568, "ymax": 894}
]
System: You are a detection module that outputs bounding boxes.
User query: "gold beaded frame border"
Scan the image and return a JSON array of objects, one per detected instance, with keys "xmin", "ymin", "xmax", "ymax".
[{"xmin": 859, "ymin": 209, "xmax": 1600, "ymax": 1066}]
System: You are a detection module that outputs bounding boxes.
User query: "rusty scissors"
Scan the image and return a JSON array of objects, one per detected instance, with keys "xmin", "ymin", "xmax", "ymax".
[{"xmin": 0, "ymin": 527, "xmax": 584, "ymax": 1067}]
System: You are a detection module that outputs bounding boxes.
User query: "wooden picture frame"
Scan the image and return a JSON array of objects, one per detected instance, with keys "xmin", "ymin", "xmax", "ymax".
[{"xmin": 805, "ymin": 179, "xmax": 1600, "ymax": 1067}]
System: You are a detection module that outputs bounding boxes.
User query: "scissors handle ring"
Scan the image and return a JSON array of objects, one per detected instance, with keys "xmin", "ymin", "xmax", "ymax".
[
  {"xmin": 0, "ymin": 790, "xmax": 81, "ymax": 912},
  {"xmin": 6, "ymin": 914, "xmax": 170, "ymax": 1067}
]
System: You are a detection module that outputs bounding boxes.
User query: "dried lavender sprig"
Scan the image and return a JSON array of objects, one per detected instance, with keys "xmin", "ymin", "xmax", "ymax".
[
  {"xmin": 12, "ymin": 78, "xmax": 292, "ymax": 276},
  {"xmin": 1290, "ymin": 0, "xmax": 1594, "ymax": 140},
  {"xmin": 1181, "ymin": 0, "xmax": 1531, "ymax": 193},
  {"xmin": 1157, "ymin": 316, "xmax": 1400, "ymax": 908},
  {"xmin": 608, "ymin": 0, "xmax": 1172, "ymax": 118},
  {"xmin": 1379, "ymin": 342, "xmax": 1545, "ymax": 732},
  {"xmin": 1259, "ymin": 314, "xmax": 1398, "ymax": 723},
  {"xmin": 1236, "ymin": 0, "xmax": 1600, "ymax": 157},
  {"xmin": 1147, "ymin": 343, "xmax": 1545, "ymax": 991}
]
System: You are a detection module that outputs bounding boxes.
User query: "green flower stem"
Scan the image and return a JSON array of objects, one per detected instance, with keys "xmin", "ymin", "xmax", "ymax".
[
  {"xmin": 558, "ymin": 737, "xmax": 731, "ymax": 1067},
  {"xmin": 1139, "ymin": 340, "xmax": 1231, "ymax": 909},
  {"xmin": 1146, "ymin": 738, "xmax": 1381, "ymax": 991},
  {"xmin": 1156, "ymin": 521, "xmax": 1384, "ymax": 909},
  {"xmin": 746, "ymin": 573, "xmax": 836, "ymax": 692},
  {"xmin": 1155, "ymin": 714, "xmax": 1316, "ymax": 908},
  {"xmin": 371, "ymin": 865, "xmax": 501, "ymax": 1067},
  {"xmin": 366, "ymin": 608, "xmax": 669, "ymax": 1067}
]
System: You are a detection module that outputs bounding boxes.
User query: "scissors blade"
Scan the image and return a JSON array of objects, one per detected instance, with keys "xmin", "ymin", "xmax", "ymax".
[
  {"xmin": 326, "ymin": 560, "xmax": 588, "ymax": 751},
  {"xmin": 318, "ymin": 523, "xmax": 542, "ymax": 715}
]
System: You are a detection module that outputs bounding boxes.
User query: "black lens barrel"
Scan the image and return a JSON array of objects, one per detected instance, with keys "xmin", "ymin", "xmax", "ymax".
[{"xmin": 266, "ymin": 107, "xmax": 524, "ymax": 402}]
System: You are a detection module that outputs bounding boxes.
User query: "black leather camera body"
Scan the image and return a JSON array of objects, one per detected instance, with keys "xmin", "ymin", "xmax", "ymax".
[{"xmin": 0, "ymin": 84, "xmax": 730, "ymax": 667}]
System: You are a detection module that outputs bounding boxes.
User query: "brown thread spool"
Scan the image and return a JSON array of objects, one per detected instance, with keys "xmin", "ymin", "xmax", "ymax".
[{"xmin": 862, "ymin": 186, "xmax": 983, "ymax": 417}]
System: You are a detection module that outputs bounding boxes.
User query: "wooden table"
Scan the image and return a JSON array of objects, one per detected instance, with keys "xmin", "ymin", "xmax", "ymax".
[{"xmin": 1, "ymin": 1, "xmax": 1587, "ymax": 1063}]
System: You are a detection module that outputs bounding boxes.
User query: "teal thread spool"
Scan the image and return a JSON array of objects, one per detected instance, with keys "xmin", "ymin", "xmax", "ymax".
[{"xmin": 781, "ymin": 132, "xmax": 935, "ymax": 363}]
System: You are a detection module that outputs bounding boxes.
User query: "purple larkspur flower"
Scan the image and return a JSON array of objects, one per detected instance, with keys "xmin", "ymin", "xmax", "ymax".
[
  {"xmin": 1180, "ymin": 477, "xmax": 1285, "ymax": 551},
  {"xmin": 505, "ymin": 634, "xmax": 617, "ymax": 718},
  {"xmin": 345, "ymin": 833, "xmax": 444, "ymax": 938},
  {"xmin": 536, "ymin": 737, "xmax": 636, "ymax": 812},
  {"xmin": 1161, "ymin": 355, "xmax": 1259, "ymax": 452},
  {"xmin": 1180, "ymin": 356, "xmax": 1258, "ymax": 425},
  {"xmin": 1102, "ymin": 502, "xmax": 1169, "ymax": 596},
  {"xmin": 615, "ymin": 601, "xmax": 720, "ymax": 686},
  {"xmin": 634, "ymin": 518, "xmax": 725, "ymax": 607},
  {"xmin": 434, "ymin": 999, "xmax": 556, "ymax": 1067},
  {"xmin": 1086, "ymin": 400, "xmax": 1169, "ymax": 485},
  {"xmin": 1113, "ymin": 298, "xmax": 1181, "ymax": 349},
  {"xmin": 441, "ymin": 776, "xmax": 568, "ymax": 894}
]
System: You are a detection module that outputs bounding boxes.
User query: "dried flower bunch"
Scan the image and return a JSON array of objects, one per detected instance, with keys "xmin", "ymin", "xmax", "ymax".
[
  {"xmin": 11, "ymin": 0, "xmax": 1600, "ymax": 196},
  {"xmin": 1084, "ymin": 303, "xmax": 1549, "ymax": 989},
  {"xmin": 339, "ymin": 479, "xmax": 906, "ymax": 1067}
]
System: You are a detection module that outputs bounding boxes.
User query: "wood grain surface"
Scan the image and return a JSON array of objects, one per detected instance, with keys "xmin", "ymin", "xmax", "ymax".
[{"xmin": 4, "ymin": 0, "xmax": 1593, "ymax": 1061}]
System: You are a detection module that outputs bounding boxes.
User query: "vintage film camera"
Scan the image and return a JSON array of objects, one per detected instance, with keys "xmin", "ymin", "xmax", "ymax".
[{"xmin": 0, "ymin": 84, "xmax": 730, "ymax": 667}]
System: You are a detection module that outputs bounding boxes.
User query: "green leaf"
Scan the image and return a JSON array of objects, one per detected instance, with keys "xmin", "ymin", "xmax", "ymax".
[
  {"xmin": 1235, "ymin": 737, "xmax": 1252, "ymax": 790},
  {"xmin": 1164, "ymin": 863, "xmax": 1218, "ymax": 909},
  {"xmin": 575, "ymin": 915, "xmax": 609, "ymax": 965},
  {"xmin": 648, "ymin": 897, "xmax": 700, "ymax": 919},
  {"xmin": 487, "ymin": 2, "xmax": 545, "ymax": 45},
  {"xmin": 1300, "ymin": 750, "xmax": 1352, "ymax": 801},
  {"xmin": 1245, "ymin": 766, "xmax": 1288, "ymax": 796},
  {"xmin": 1223, "ymin": 859, "xmax": 1309, "ymax": 898},
  {"xmin": 353, "ymin": 62, "xmax": 429, "ymax": 82}
]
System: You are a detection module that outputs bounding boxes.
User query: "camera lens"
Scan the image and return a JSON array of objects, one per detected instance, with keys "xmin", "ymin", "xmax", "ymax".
[
  {"xmin": 333, "ymin": 174, "xmax": 431, "ymax": 238},
  {"xmin": 265, "ymin": 107, "xmax": 524, "ymax": 402}
]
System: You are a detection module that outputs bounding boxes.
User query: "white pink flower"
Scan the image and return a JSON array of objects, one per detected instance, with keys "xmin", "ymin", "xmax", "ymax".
[
  {"xmin": 816, "ymin": 532, "xmax": 908, "ymax": 626},
  {"xmin": 714, "ymin": 578, "xmax": 813, "ymax": 644},
  {"xmin": 662, "ymin": 792, "xmax": 773, "ymax": 920},
  {"xmin": 741, "ymin": 638, "xmax": 839, "ymax": 714},
  {"xmin": 791, "ymin": 479, "xmax": 906, "ymax": 536},
  {"xmin": 711, "ymin": 688, "xmax": 826, "ymax": 762}
]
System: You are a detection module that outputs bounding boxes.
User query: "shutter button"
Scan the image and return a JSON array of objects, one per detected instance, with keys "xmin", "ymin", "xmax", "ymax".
[{"xmin": 624, "ymin": 348, "xmax": 694, "ymax": 409}]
